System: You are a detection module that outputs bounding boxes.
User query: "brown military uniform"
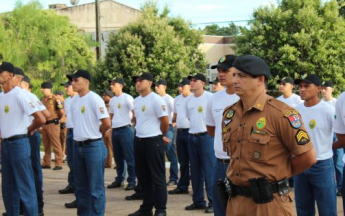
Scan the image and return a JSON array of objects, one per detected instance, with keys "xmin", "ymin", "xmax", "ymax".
[
  {"xmin": 103, "ymin": 104, "xmax": 113, "ymax": 168},
  {"xmin": 41, "ymin": 95, "xmax": 64, "ymax": 167},
  {"xmin": 59, "ymin": 98, "xmax": 67, "ymax": 157},
  {"xmin": 222, "ymin": 91, "xmax": 314, "ymax": 216}
]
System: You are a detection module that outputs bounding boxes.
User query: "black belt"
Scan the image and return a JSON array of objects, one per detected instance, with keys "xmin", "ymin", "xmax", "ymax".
[
  {"xmin": 45, "ymin": 118, "xmax": 59, "ymax": 125},
  {"xmin": 232, "ymin": 179, "xmax": 289, "ymax": 197},
  {"xmin": 2, "ymin": 134, "xmax": 27, "ymax": 142},
  {"xmin": 75, "ymin": 138, "xmax": 102, "ymax": 146},
  {"xmin": 217, "ymin": 158, "xmax": 230, "ymax": 164},
  {"xmin": 67, "ymin": 128, "xmax": 73, "ymax": 132},
  {"xmin": 114, "ymin": 125, "xmax": 131, "ymax": 130},
  {"xmin": 189, "ymin": 132, "xmax": 208, "ymax": 136},
  {"xmin": 177, "ymin": 128, "xmax": 189, "ymax": 132}
]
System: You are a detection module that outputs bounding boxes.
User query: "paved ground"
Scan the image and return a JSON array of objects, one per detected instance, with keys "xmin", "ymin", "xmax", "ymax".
[{"xmin": 0, "ymin": 163, "xmax": 344, "ymax": 215}]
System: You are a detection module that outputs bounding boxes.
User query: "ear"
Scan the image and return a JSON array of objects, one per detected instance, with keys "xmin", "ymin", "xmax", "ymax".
[{"xmin": 257, "ymin": 75, "xmax": 265, "ymax": 86}]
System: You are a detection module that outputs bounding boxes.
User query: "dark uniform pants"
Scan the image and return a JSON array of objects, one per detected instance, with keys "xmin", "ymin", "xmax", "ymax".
[{"xmin": 135, "ymin": 135, "xmax": 167, "ymax": 211}]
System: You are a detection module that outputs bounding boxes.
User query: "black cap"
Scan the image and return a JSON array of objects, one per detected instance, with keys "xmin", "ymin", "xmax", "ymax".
[
  {"xmin": 233, "ymin": 55, "xmax": 271, "ymax": 80},
  {"xmin": 178, "ymin": 78, "xmax": 190, "ymax": 86},
  {"xmin": 277, "ymin": 76, "xmax": 294, "ymax": 85},
  {"xmin": 294, "ymin": 74, "xmax": 321, "ymax": 86},
  {"xmin": 67, "ymin": 69, "xmax": 91, "ymax": 81},
  {"xmin": 209, "ymin": 77, "xmax": 220, "ymax": 84},
  {"xmin": 14, "ymin": 67, "xmax": 25, "ymax": 76},
  {"xmin": 29, "ymin": 84, "xmax": 33, "ymax": 89},
  {"xmin": 132, "ymin": 72, "xmax": 153, "ymax": 82},
  {"xmin": 104, "ymin": 89, "xmax": 115, "ymax": 97},
  {"xmin": 54, "ymin": 90, "xmax": 64, "ymax": 95},
  {"xmin": 60, "ymin": 81, "xmax": 72, "ymax": 87},
  {"xmin": 155, "ymin": 79, "xmax": 167, "ymax": 86},
  {"xmin": 187, "ymin": 73, "xmax": 206, "ymax": 82},
  {"xmin": 0, "ymin": 62, "xmax": 14, "ymax": 73},
  {"xmin": 23, "ymin": 75, "xmax": 31, "ymax": 84},
  {"xmin": 321, "ymin": 81, "xmax": 334, "ymax": 88},
  {"xmin": 109, "ymin": 77, "xmax": 125, "ymax": 85},
  {"xmin": 211, "ymin": 54, "xmax": 237, "ymax": 70},
  {"xmin": 41, "ymin": 82, "xmax": 53, "ymax": 89}
]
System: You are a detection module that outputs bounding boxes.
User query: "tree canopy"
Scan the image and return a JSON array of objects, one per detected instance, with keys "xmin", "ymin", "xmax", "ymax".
[
  {"xmin": 201, "ymin": 23, "xmax": 243, "ymax": 36},
  {"xmin": 235, "ymin": 0, "xmax": 345, "ymax": 95},
  {"xmin": 95, "ymin": 2, "xmax": 206, "ymax": 96}
]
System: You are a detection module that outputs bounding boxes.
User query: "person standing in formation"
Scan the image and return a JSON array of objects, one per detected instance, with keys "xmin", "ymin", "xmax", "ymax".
[
  {"xmin": 102, "ymin": 89, "xmax": 115, "ymax": 169},
  {"xmin": 277, "ymin": 76, "xmax": 303, "ymax": 107},
  {"xmin": 209, "ymin": 77, "xmax": 224, "ymax": 92},
  {"xmin": 54, "ymin": 90, "xmax": 67, "ymax": 162}
]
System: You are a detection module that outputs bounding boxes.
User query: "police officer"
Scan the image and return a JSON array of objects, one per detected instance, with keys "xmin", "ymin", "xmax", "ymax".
[
  {"xmin": 155, "ymin": 79, "xmax": 179, "ymax": 186},
  {"xmin": 41, "ymin": 82, "xmax": 64, "ymax": 170},
  {"xmin": 0, "ymin": 61, "xmax": 46, "ymax": 216},
  {"xmin": 55, "ymin": 90, "xmax": 67, "ymax": 160},
  {"xmin": 102, "ymin": 89, "xmax": 115, "ymax": 169},
  {"xmin": 58, "ymin": 81, "xmax": 78, "ymax": 209},
  {"xmin": 205, "ymin": 55, "xmax": 239, "ymax": 216},
  {"xmin": 185, "ymin": 73, "xmax": 215, "ymax": 213},
  {"xmin": 128, "ymin": 72, "xmax": 169, "ymax": 216},
  {"xmin": 209, "ymin": 77, "xmax": 224, "ymax": 92},
  {"xmin": 222, "ymin": 55, "xmax": 316, "ymax": 215},
  {"xmin": 67, "ymin": 69, "xmax": 111, "ymax": 215},
  {"xmin": 169, "ymin": 78, "xmax": 192, "ymax": 195}
]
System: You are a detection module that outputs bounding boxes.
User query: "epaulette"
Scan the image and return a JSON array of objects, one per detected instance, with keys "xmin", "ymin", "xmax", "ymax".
[{"xmin": 267, "ymin": 97, "xmax": 292, "ymax": 113}]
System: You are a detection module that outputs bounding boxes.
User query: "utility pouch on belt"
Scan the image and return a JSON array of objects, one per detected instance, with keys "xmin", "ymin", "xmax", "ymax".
[
  {"xmin": 249, "ymin": 177, "xmax": 274, "ymax": 203},
  {"xmin": 217, "ymin": 179, "xmax": 229, "ymax": 209},
  {"xmin": 60, "ymin": 123, "xmax": 66, "ymax": 129},
  {"xmin": 53, "ymin": 118, "xmax": 59, "ymax": 125}
]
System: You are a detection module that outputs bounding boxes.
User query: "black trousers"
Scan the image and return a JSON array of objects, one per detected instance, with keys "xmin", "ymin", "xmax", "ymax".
[{"xmin": 135, "ymin": 135, "xmax": 167, "ymax": 211}]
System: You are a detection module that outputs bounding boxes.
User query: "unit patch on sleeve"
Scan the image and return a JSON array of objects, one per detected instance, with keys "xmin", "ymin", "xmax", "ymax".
[
  {"xmin": 284, "ymin": 110, "xmax": 302, "ymax": 129},
  {"xmin": 295, "ymin": 129, "xmax": 310, "ymax": 145}
]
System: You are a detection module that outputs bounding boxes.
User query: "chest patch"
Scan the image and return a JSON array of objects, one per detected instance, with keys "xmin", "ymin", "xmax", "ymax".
[
  {"xmin": 117, "ymin": 103, "xmax": 121, "ymax": 109},
  {"xmin": 309, "ymin": 119, "xmax": 316, "ymax": 130},
  {"xmin": 198, "ymin": 105, "xmax": 203, "ymax": 113},
  {"xmin": 142, "ymin": 105, "xmax": 146, "ymax": 112},
  {"xmin": 256, "ymin": 117, "xmax": 266, "ymax": 129},
  {"xmin": 284, "ymin": 110, "xmax": 302, "ymax": 129},
  {"xmin": 81, "ymin": 105, "xmax": 86, "ymax": 114},
  {"xmin": 4, "ymin": 105, "xmax": 9, "ymax": 113}
]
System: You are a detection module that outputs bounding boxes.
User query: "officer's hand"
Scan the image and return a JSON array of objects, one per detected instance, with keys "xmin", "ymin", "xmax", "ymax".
[
  {"xmin": 163, "ymin": 136, "xmax": 171, "ymax": 145},
  {"xmin": 104, "ymin": 128, "xmax": 112, "ymax": 138},
  {"xmin": 38, "ymin": 127, "xmax": 43, "ymax": 133}
]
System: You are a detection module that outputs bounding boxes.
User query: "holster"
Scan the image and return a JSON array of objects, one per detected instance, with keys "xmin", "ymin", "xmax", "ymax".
[
  {"xmin": 60, "ymin": 122, "xmax": 66, "ymax": 129},
  {"xmin": 217, "ymin": 179, "xmax": 229, "ymax": 209},
  {"xmin": 249, "ymin": 177, "xmax": 274, "ymax": 203}
]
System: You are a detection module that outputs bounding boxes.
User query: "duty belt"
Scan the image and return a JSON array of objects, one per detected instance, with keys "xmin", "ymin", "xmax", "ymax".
[
  {"xmin": 45, "ymin": 118, "xmax": 59, "ymax": 125},
  {"xmin": 232, "ymin": 179, "xmax": 290, "ymax": 197},
  {"xmin": 75, "ymin": 138, "xmax": 102, "ymax": 146}
]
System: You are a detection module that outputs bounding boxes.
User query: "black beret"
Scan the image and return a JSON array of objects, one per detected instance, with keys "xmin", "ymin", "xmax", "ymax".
[
  {"xmin": 41, "ymin": 82, "xmax": 53, "ymax": 89},
  {"xmin": 233, "ymin": 55, "xmax": 271, "ymax": 80},
  {"xmin": 211, "ymin": 54, "xmax": 237, "ymax": 70}
]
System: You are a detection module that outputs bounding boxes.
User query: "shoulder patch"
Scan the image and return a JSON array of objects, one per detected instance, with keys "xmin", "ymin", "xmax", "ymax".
[
  {"xmin": 284, "ymin": 110, "xmax": 302, "ymax": 129},
  {"xmin": 295, "ymin": 129, "xmax": 310, "ymax": 145},
  {"xmin": 223, "ymin": 109, "xmax": 235, "ymax": 126}
]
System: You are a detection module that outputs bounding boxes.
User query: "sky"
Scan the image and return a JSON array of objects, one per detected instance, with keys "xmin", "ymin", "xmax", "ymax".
[{"xmin": 0, "ymin": 0, "xmax": 277, "ymax": 27}]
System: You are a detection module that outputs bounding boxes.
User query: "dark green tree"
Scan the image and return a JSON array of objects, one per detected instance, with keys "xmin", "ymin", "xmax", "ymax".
[
  {"xmin": 202, "ymin": 23, "xmax": 242, "ymax": 36},
  {"xmin": 235, "ymin": 0, "xmax": 345, "ymax": 94}
]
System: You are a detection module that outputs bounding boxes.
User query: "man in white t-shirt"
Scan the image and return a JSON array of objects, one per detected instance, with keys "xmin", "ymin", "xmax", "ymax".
[
  {"xmin": 67, "ymin": 69, "xmax": 111, "ymax": 216},
  {"xmin": 294, "ymin": 74, "xmax": 337, "ymax": 216},
  {"xmin": 185, "ymin": 73, "xmax": 215, "ymax": 214},
  {"xmin": 107, "ymin": 77, "xmax": 137, "ymax": 191},
  {"xmin": 129, "ymin": 72, "xmax": 169, "ymax": 216},
  {"xmin": 206, "ymin": 54, "xmax": 239, "ymax": 216},
  {"xmin": 57, "ymin": 80, "xmax": 78, "ymax": 209},
  {"xmin": 155, "ymin": 79, "xmax": 179, "ymax": 186},
  {"xmin": 209, "ymin": 77, "xmax": 224, "ymax": 92},
  {"xmin": 277, "ymin": 76, "xmax": 303, "ymax": 107},
  {"xmin": 0, "ymin": 62, "xmax": 46, "ymax": 216},
  {"xmin": 321, "ymin": 80, "xmax": 343, "ymax": 196},
  {"xmin": 169, "ymin": 78, "xmax": 192, "ymax": 195}
]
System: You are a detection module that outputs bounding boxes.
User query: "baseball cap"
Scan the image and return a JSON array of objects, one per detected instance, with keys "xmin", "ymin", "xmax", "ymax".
[
  {"xmin": 60, "ymin": 81, "xmax": 72, "ymax": 87},
  {"xmin": 132, "ymin": 72, "xmax": 153, "ymax": 82},
  {"xmin": 294, "ymin": 74, "xmax": 321, "ymax": 86},
  {"xmin": 29, "ymin": 84, "xmax": 33, "ymax": 89},
  {"xmin": 23, "ymin": 75, "xmax": 31, "ymax": 84},
  {"xmin": 178, "ymin": 78, "xmax": 190, "ymax": 86},
  {"xmin": 104, "ymin": 89, "xmax": 115, "ymax": 97},
  {"xmin": 277, "ymin": 76, "xmax": 294, "ymax": 85},
  {"xmin": 14, "ymin": 67, "xmax": 25, "ymax": 76},
  {"xmin": 67, "ymin": 69, "xmax": 91, "ymax": 81},
  {"xmin": 155, "ymin": 79, "xmax": 167, "ymax": 86},
  {"xmin": 209, "ymin": 77, "xmax": 220, "ymax": 84},
  {"xmin": 0, "ymin": 62, "xmax": 14, "ymax": 73},
  {"xmin": 41, "ymin": 82, "xmax": 53, "ymax": 89},
  {"xmin": 321, "ymin": 81, "xmax": 334, "ymax": 88},
  {"xmin": 109, "ymin": 77, "xmax": 125, "ymax": 85},
  {"xmin": 211, "ymin": 54, "xmax": 237, "ymax": 70},
  {"xmin": 188, "ymin": 73, "xmax": 206, "ymax": 82},
  {"xmin": 54, "ymin": 90, "xmax": 64, "ymax": 95},
  {"xmin": 233, "ymin": 55, "xmax": 271, "ymax": 80}
]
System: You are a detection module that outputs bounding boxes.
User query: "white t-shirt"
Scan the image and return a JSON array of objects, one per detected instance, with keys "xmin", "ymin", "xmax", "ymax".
[
  {"xmin": 134, "ymin": 92, "xmax": 168, "ymax": 138},
  {"xmin": 205, "ymin": 89, "xmax": 239, "ymax": 159},
  {"xmin": 71, "ymin": 91, "xmax": 109, "ymax": 141},
  {"xmin": 295, "ymin": 100, "xmax": 334, "ymax": 160},
  {"xmin": 64, "ymin": 96, "xmax": 76, "ymax": 129},
  {"xmin": 323, "ymin": 98, "xmax": 337, "ymax": 107},
  {"xmin": 174, "ymin": 94, "xmax": 191, "ymax": 129},
  {"xmin": 23, "ymin": 89, "xmax": 47, "ymax": 126},
  {"xmin": 333, "ymin": 92, "xmax": 345, "ymax": 135},
  {"xmin": 186, "ymin": 91, "xmax": 213, "ymax": 134},
  {"xmin": 0, "ymin": 87, "xmax": 39, "ymax": 138},
  {"xmin": 162, "ymin": 94, "xmax": 174, "ymax": 124},
  {"xmin": 277, "ymin": 93, "xmax": 303, "ymax": 107},
  {"xmin": 109, "ymin": 93, "xmax": 134, "ymax": 128}
]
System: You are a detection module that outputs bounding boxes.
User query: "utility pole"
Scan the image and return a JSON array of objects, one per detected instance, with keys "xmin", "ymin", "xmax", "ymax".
[{"xmin": 95, "ymin": 0, "xmax": 101, "ymax": 59}]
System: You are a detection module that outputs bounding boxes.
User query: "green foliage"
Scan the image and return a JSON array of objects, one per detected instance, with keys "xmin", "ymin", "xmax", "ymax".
[
  {"xmin": 201, "ymin": 23, "xmax": 243, "ymax": 36},
  {"xmin": 95, "ymin": 1, "xmax": 206, "ymax": 96},
  {"xmin": 235, "ymin": 0, "xmax": 345, "ymax": 95},
  {"xmin": 0, "ymin": 1, "xmax": 95, "ymax": 96},
  {"xmin": 338, "ymin": 0, "xmax": 345, "ymax": 17}
]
